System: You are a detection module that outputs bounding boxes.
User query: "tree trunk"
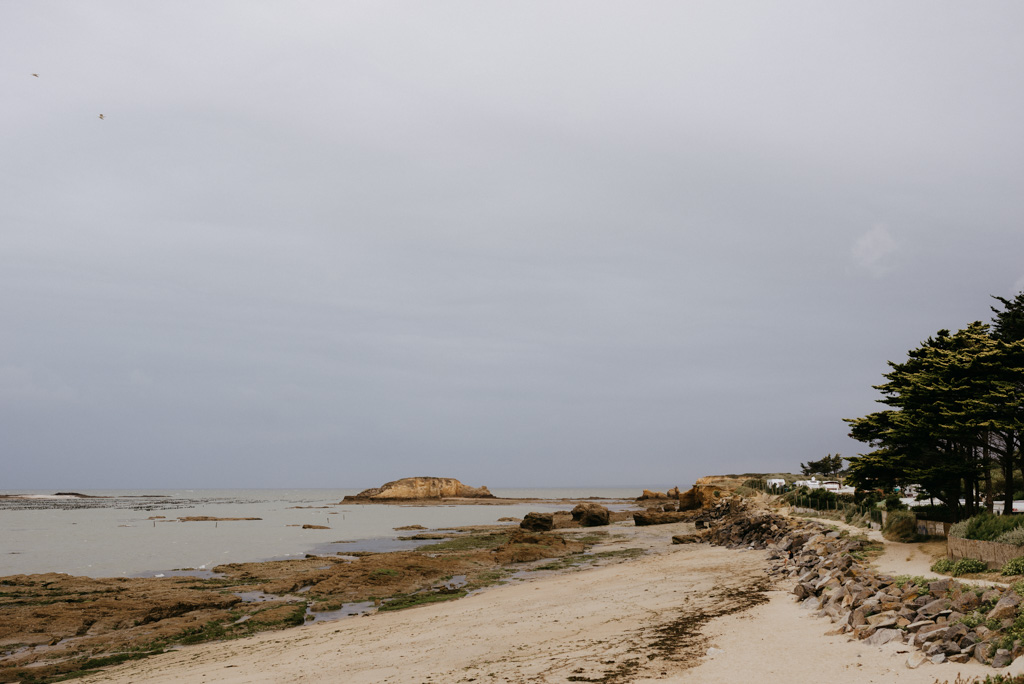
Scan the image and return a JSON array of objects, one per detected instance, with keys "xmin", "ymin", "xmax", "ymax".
[{"xmin": 983, "ymin": 439, "xmax": 993, "ymax": 513}]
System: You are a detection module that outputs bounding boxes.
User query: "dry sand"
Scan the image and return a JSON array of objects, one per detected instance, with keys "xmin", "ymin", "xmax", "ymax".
[{"xmin": 83, "ymin": 517, "xmax": 1024, "ymax": 684}]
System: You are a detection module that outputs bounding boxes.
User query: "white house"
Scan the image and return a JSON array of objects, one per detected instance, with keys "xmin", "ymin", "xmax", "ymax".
[{"xmin": 766, "ymin": 478, "xmax": 786, "ymax": 489}]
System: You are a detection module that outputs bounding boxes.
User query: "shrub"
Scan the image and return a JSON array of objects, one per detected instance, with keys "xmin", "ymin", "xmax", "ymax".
[
  {"xmin": 882, "ymin": 510, "xmax": 918, "ymax": 543},
  {"xmin": 783, "ymin": 486, "xmax": 843, "ymax": 511},
  {"xmin": 951, "ymin": 558, "xmax": 989, "ymax": 577},
  {"xmin": 995, "ymin": 527, "xmax": 1024, "ymax": 546},
  {"xmin": 951, "ymin": 513, "xmax": 1024, "ymax": 542},
  {"xmin": 885, "ymin": 493, "xmax": 907, "ymax": 512},
  {"xmin": 909, "ymin": 503, "xmax": 954, "ymax": 523},
  {"xmin": 854, "ymin": 490, "xmax": 882, "ymax": 508},
  {"xmin": 931, "ymin": 558, "xmax": 955, "ymax": 574},
  {"xmin": 1002, "ymin": 557, "xmax": 1024, "ymax": 576}
]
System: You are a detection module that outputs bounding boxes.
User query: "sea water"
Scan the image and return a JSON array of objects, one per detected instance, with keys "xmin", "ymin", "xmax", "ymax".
[{"xmin": 0, "ymin": 487, "xmax": 649, "ymax": 578}]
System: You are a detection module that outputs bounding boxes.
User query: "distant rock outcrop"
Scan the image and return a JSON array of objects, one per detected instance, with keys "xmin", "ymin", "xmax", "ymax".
[
  {"xmin": 343, "ymin": 477, "xmax": 495, "ymax": 502},
  {"xmin": 636, "ymin": 477, "xmax": 737, "ymax": 512}
]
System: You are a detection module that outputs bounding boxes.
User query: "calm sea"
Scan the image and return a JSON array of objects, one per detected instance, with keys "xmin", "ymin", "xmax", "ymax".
[{"xmin": 0, "ymin": 488, "xmax": 649, "ymax": 578}]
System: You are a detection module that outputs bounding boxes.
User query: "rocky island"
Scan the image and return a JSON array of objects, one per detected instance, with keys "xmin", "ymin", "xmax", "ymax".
[{"xmin": 342, "ymin": 476, "xmax": 495, "ymax": 502}]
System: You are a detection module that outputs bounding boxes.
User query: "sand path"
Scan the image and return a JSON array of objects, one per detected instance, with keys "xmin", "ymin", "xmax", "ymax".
[{"xmin": 84, "ymin": 517, "xmax": 1024, "ymax": 683}]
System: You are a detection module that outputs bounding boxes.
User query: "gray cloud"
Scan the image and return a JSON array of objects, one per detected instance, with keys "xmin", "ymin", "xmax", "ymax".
[
  {"xmin": 3, "ymin": 1, "xmax": 1024, "ymax": 489},
  {"xmin": 852, "ymin": 225, "xmax": 898, "ymax": 277}
]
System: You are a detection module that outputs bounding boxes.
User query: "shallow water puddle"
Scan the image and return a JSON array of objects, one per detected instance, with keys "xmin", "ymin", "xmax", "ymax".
[{"xmin": 305, "ymin": 601, "xmax": 376, "ymax": 622}]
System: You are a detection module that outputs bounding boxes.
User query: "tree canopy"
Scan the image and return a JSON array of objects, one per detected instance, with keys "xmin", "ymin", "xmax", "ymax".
[
  {"xmin": 845, "ymin": 292, "xmax": 1024, "ymax": 520},
  {"xmin": 800, "ymin": 454, "xmax": 844, "ymax": 478}
]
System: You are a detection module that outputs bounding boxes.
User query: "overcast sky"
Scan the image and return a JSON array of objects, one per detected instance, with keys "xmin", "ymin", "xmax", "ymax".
[{"xmin": 3, "ymin": 2, "xmax": 1023, "ymax": 490}]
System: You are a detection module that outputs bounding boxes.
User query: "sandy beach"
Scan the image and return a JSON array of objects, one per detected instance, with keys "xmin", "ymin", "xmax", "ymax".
[{"xmin": 74, "ymin": 515, "xmax": 1023, "ymax": 684}]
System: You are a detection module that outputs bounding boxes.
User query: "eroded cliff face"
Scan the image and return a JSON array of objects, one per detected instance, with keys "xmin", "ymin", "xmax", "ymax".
[
  {"xmin": 640, "ymin": 476, "xmax": 746, "ymax": 512},
  {"xmin": 348, "ymin": 477, "xmax": 494, "ymax": 500}
]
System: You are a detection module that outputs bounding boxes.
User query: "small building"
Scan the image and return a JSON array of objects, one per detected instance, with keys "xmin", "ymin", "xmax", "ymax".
[
  {"xmin": 794, "ymin": 477, "xmax": 821, "ymax": 489},
  {"xmin": 766, "ymin": 478, "xmax": 786, "ymax": 490}
]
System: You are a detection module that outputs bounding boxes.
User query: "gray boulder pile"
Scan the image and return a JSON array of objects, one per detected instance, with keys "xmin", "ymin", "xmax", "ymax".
[{"xmin": 704, "ymin": 499, "xmax": 1024, "ymax": 669}]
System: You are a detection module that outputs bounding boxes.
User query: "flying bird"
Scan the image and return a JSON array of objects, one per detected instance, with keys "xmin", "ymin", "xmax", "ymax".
[
  {"xmin": 98, "ymin": 114, "xmax": 105, "ymax": 120},
  {"xmin": 31, "ymin": 73, "xmax": 38, "ymax": 77}
]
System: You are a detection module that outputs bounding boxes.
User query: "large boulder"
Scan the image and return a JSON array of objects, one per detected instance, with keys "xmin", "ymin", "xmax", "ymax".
[
  {"xmin": 520, "ymin": 512, "xmax": 555, "ymax": 532},
  {"xmin": 571, "ymin": 503, "xmax": 610, "ymax": 527},
  {"xmin": 344, "ymin": 477, "xmax": 494, "ymax": 501}
]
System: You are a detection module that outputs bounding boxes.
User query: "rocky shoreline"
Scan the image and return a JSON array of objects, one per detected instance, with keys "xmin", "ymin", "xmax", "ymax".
[
  {"xmin": 11, "ymin": 479, "xmax": 1012, "ymax": 682},
  {"xmin": 704, "ymin": 498, "xmax": 1024, "ymax": 670},
  {"xmin": 0, "ymin": 522, "xmax": 633, "ymax": 683}
]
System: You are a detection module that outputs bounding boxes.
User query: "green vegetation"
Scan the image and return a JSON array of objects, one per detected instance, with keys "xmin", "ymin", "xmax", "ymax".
[
  {"xmin": 1002, "ymin": 556, "xmax": 1024, "ymax": 576},
  {"xmin": 951, "ymin": 558, "xmax": 989, "ymax": 576},
  {"xmin": 996, "ymin": 526, "xmax": 1024, "ymax": 546},
  {"xmin": 417, "ymin": 532, "xmax": 510, "ymax": 552},
  {"xmin": 782, "ymin": 487, "xmax": 844, "ymax": 509},
  {"xmin": 933, "ymin": 557, "xmax": 987, "ymax": 577},
  {"xmin": 892, "ymin": 575, "xmax": 930, "ymax": 590},
  {"xmin": 43, "ymin": 651, "xmax": 165, "ymax": 682},
  {"xmin": 800, "ymin": 454, "xmax": 844, "ymax": 479},
  {"xmin": 908, "ymin": 502, "xmax": 953, "ymax": 522},
  {"xmin": 930, "ymin": 557, "xmax": 988, "ymax": 576},
  {"xmin": 467, "ymin": 570, "xmax": 511, "ymax": 589},
  {"xmin": 949, "ymin": 512, "xmax": 1024, "ymax": 542},
  {"xmin": 881, "ymin": 510, "xmax": 918, "ymax": 542},
  {"xmin": 884, "ymin": 493, "xmax": 906, "ymax": 511},
  {"xmin": 368, "ymin": 568, "xmax": 401, "ymax": 578},
  {"xmin": 845, "ymin": 292, "xmax": 1024, "ymax": 522},
  {"xmin": 378, "ymin": 590, "xmax": 467, "ymax": 612},
  {"xmin": 176, "ymin": 619, "xmax": 229, "ymax": 645}
]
